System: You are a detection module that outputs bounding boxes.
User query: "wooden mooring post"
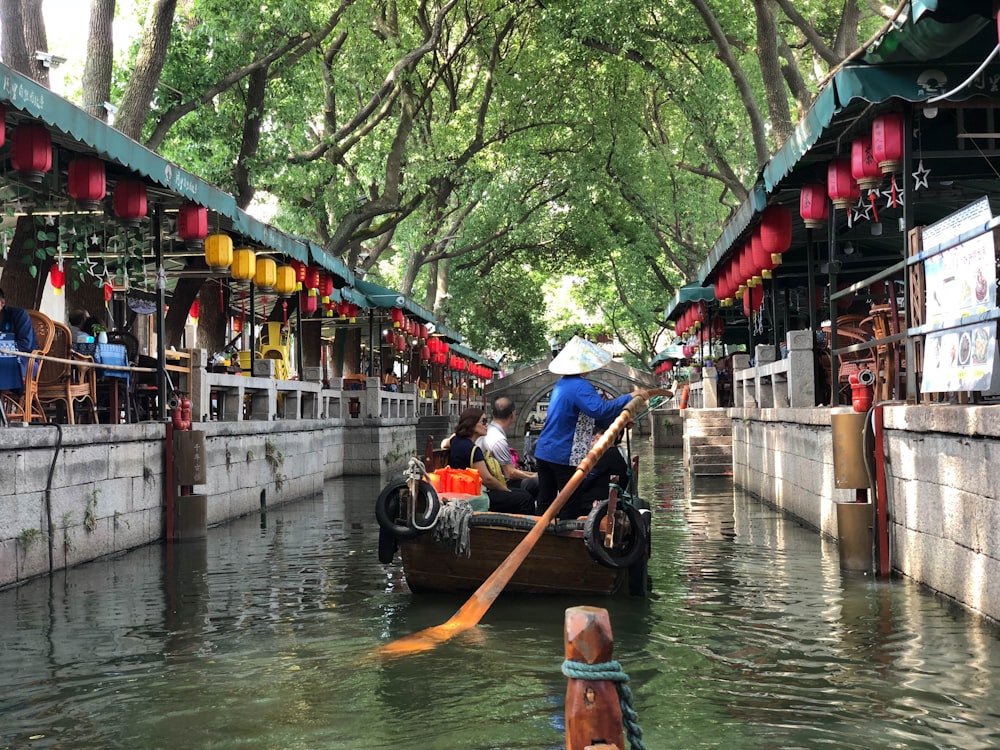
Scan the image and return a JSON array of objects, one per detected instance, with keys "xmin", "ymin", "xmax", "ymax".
[{"xmin": 564, "ymin": 606, "xmax": 624, "ymax": 750}]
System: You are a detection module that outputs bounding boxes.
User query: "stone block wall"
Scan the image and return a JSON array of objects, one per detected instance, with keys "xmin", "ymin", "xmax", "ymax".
[
  {"xmin": 731, "ymin": 403, "xmax": 1000, "ymax": 623},
  {"xmin": 0, "ymin": 418, "xmax": 416, "ymax": 590}
]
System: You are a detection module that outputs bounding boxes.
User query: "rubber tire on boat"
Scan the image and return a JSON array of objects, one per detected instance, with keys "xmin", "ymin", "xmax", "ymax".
[
  {"xmin": 583, "ymin": 500, "xmax": 647, "ymax": 570},
  {"xmin": 375, "ymin": 475, "xmax": 440, "ymax": 540}
]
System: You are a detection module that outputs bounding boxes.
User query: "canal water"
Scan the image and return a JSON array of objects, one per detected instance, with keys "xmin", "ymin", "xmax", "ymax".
[{"xmin": 3, "ymin": 444, "xmax": 1000, "ymax": 749}]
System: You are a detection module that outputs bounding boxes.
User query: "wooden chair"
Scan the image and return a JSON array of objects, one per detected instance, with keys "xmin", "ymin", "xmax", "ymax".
[
  {"xmin": 2, "ymin": 310, "xmax": 55, "ymax": 423},
  {"xmin": 867, "ymin": 304, "xmax": 907, "ymax": 401},
  {"xmin": 36, "ymin": 320, "xmax": 98, "ymax": 424}
]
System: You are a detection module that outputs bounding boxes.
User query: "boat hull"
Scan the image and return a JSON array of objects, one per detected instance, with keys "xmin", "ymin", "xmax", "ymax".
[{"xmin": 398, "ymin": 515, "xmax": 632, "ymax": 596}]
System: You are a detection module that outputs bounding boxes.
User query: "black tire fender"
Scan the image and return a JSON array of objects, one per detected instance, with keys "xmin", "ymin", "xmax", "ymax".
[
  {"xmin": 583, "ymin": 500, "xmax": 647, "ymax": 570},
  {"xmin": 375, "ymin": 475, "xmax": 440, "ymax": 540}
]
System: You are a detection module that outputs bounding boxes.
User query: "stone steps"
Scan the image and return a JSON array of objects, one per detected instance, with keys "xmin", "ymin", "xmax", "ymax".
[
  {"xmin": 683, "ymin": 410, "xmax": 733, "ymax": 476},
  {"xmin": 416, "ymin": 415, "xmax": 452, "ymax": 456}
]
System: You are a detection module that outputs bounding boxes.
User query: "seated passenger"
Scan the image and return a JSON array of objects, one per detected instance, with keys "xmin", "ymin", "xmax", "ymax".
[
  {"xmin": 447, "ymin": 407, "xmax": 534, "ymax": 514},
  {"xmin": 478, "ymin": 395, "xmax": 539, "ymax": 501}
]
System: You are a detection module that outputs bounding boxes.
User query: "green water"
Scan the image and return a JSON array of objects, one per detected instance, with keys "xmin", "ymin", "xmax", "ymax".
[{"xmin": 2, "ymin": 445, "xmax": 1000, "ymax": 749}]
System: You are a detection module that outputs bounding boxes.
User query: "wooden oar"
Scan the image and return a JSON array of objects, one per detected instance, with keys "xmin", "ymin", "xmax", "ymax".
[{"xmin": 376, "ymin": 390, "xmax": 665, "ymax": 658}]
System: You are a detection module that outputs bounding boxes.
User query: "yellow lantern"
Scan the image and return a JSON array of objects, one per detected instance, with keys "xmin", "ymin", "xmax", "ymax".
[
  {"xmin": 231, "ymin": 248, "xmax": 257, "ymax": 281},
  {"xmin": 274, "ymin": 265, "xmax": 296, "ymax": 298},
  {"xmin": 254, "ymin": 257, "xmax": 277, "ymax": 291},
  {"xmin": 204, "ymin": 233, "xmax": 233, "ymax": 273}
]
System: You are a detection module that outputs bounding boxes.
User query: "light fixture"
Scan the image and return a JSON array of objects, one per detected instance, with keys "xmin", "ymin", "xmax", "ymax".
[{"xmin": 34, "ymin": 51, "xmax": 67, "ymax": 68}]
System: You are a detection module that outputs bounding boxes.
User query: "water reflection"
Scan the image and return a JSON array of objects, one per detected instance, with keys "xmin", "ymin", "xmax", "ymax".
[{"xmin": 1, "ymin": 447, "xmax": 1000, "ymax": 748}]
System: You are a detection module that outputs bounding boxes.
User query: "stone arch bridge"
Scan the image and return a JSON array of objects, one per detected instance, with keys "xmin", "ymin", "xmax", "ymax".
[{"xmin": 485, "ymin": 359, "xmax": 658, "ymax": 443}]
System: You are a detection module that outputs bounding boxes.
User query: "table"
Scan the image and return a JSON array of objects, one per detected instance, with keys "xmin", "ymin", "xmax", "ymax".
[
  {"xmin": 0, "ymin": 340, "xmax": 25, "ymax": 427},
  {"xmin": 76, "ymin": 342, "xmax": 131, "ymax": 422}
]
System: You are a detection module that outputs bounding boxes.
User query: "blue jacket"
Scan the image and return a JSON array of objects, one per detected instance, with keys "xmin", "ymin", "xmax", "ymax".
[
  {"xmin": 0, "ymin": 304, "xmax": 38, "ymax": 353},
  {"xmin": 0, "ymin": 304, "xmax": 39, "ymax": 378},
  {"xmin": 533, "ymin": 375, "xmax": 632, "ymax": 467}
]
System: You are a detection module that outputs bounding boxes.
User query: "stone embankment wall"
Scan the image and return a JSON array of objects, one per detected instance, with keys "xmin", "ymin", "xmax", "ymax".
[
  {"xmin": 0, "ymin": 419, "xmax": 414, "ymax": 589},
  {"xmin": 731, "ymin": 404, "xmax": 1000, "ymax": 623}
]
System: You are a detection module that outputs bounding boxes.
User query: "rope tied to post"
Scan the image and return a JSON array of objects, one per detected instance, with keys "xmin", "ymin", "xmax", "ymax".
[{"xmin": 561, "ymin": 658, "xmax": 646, "ymax": 750}]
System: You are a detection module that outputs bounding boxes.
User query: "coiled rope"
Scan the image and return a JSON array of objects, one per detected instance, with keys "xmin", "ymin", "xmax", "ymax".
[{"xmin": 561, "ymin": 659, "xmax": 646, "ymax": 750}]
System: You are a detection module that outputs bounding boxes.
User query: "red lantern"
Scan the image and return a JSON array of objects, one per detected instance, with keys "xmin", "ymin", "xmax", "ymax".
[
  {"xmin": 68, "ymin": 157, "xmax": 106, "ymax": 210},
  {"xmin": 663, "ymin": 361, "xmax": 674, "ymax": 373},
  {"xmin": 11, "ymin": 124, "xmax": 52, "ymax": 183},
  {"xmin": 49, "ymin": 263, "xmax": 65, "ymax": 294},
  {"xmin": 384, "ymin": 329, "xmax": 395, "ymax": 345},
  {"xmin": 290, "ymin": 259, "xmax": 307, "ymax": 284},
  {"xmin": 420, "ymin": 345, "xmax": 430, "ymax": 361},
  {"xmin": 759, "ymin": 204, "xmax": 792, "ymax": 267},
  {"xmin": 305, "ymin": 266, "xmax": 321, "ymax": 291},
  {"xmin": 872, "ymin": 112, "xmax": 905, "ymax": 174},
  {"xmin": 189, "ymin": 300, "xmax": 200, "ymax": 320},
  {"xmin": 104, "ymin": 282, "xmax": 113, "ymax": 303},
  {"xmin": 177, "ymin": 202, "xmax": 208, "ymax": 245},
  {"xmin": 232, "ymin": 317, "xmax": 243, "ymax": 334},
  {"xmin": 743, "ymin": 284, "xmax": 763, "ymax": 317},
  {"xmin": 395, "ymin": 332, "xmax": 406, "ymax": 352},
  {"xmin": 750, "ymin": 228, "xmax": 771, "ymax": 281},
  {"xmin": 390, "ymin": 308, "xmax": 404, "ymax": 328},
  {"xmin": 319, "ymin": 272, "xmax": 334, "ymax": 298},
  {"xmin": 301, "ymin": 289, "xmax": 318, "ymax": 315},
  {"xmin": 850, "ymin": 135, "xmax": 882, "ymax": 191},
  {"xmin": 113, "ymin": 179, "xmax": 148, "ymax": 227},
  {"xmin": 799, "ymin": 183, "xmax": 828, "ymax": 229},
  {"xmin": 827, "ymin": 159, "xmax": 859, "ymax": 211}
]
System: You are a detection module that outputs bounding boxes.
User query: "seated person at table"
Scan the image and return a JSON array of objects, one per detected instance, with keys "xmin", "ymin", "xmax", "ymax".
[
  {"xmin": 0, "ymin": 287, "xmax": 40, "ymax": 380},
  {"xmin": 68, "ymin": 308, "xmax": 91, "ymax": 342},
  {"xmin": 447, "ymin": 407, "xmax": 534, "ymax": 514}
]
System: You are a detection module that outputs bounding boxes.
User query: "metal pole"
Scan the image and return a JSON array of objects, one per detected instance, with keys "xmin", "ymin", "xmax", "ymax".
[
  {"xmin": 153, "ymin": 206, "xmax": 167, "ymax": 420},
  {"xmin": 827, "ymin": 204, "xmax": 839, "ymax": 405}
]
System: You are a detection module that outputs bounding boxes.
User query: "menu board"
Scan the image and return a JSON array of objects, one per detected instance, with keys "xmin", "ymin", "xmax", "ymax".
[
  {"xmin": 920, "ymin": 197, "xmax": 998, "ymax": 392},
  {"xmin": 922, "ymin": 322, "xmax": 998, "ymax": 392}
]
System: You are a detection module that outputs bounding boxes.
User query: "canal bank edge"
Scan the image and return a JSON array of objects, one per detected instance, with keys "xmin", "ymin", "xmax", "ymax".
[
  {"xmin": 0, "ymin": 419, "xmax": 415, "ymax": 589},
  {"xmin": 731, "ymin": 404, "xmax": 1000, "ymax": 624}
]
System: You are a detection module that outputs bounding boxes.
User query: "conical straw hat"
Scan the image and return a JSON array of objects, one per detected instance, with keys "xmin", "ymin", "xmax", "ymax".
[{"xmin": 548, "ymin": 335, "xmax": 612, "ymax": 375}]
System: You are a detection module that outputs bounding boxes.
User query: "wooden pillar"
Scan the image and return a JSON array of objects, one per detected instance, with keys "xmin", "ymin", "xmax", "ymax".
[{"xmin": 565, "ymin": 606, "xmax": 623, "ymax": 750}]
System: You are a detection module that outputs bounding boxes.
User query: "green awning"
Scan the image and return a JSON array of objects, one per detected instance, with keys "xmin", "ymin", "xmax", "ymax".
[
  {"xmin": 353, "ymin": 278, "xmax": 462, "ymax": 341},
  {"xmin": 693, "ymin": 182, "xmax": 768, "ymax": 290},
  {"xmin": 450, "ymin": 341, "xmax": 499, "ymax": 369},
  {"xmin": 662, "ymin": 284, "xmax": 716, "ymax": 322},
  {"xmin": 0, "ymin": 63, "xmax": 354, "ymax": 284}
]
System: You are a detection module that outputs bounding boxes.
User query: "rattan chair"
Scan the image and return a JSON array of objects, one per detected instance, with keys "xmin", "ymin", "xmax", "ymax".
[
  {"xmin": 1, "ymin": 310, "xmax": 54, "ymax": 423},
  {"xmin": 36, "ymin": 320, "xmax": 98, "ymax": 424}
]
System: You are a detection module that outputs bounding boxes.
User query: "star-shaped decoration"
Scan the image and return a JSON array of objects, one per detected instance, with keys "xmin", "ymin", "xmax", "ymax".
[
  {"xmin": 884, "ymin": 183, "xmax": 905, "ymax": 210},
  {"xmin": 68, "ymin": 226, "xmax": 77, "ymax": 236},
  {"xmin": 912, "ymin": 159, "xmax": 931, "ymax": 191},
  {"xmin": 44, "ymin": 214, "xmax": 56, "ymax": 226},
  {"xmin": 90, "ymin": 233, "xmax": 101, "ymax": 246},
  {"xmin": 852, "ymin": 195, "xmax": 872, "ymax": 224}
]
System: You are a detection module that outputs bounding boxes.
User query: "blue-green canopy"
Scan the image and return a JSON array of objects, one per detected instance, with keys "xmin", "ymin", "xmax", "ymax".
[
  {"xmin": 353, "ymin": 278, "xmax": 462, "ymax": 342},
  {"xmin": 662, "ymin": 284, "xmax": 716, "ymax": 322},
  {"xmin": 0, "ymin": 63, "xmax": 355, "ymax": 284}
]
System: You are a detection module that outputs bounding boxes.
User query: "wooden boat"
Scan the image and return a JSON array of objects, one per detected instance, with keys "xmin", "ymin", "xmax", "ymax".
[{"xmin": 376, "ymin": 451, "xmax": 651, "ymax": 597}]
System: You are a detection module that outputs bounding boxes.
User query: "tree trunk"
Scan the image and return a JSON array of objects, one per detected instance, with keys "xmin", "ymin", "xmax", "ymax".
[
  {"xmin": 114, "ymin": 0, "xmax": 177, "ymax": 141},
  {"xmin": 1, "ymin": 0, "xmax": 32, "ymax": 77},
  {"xmin": 81, "ymin": 0, "xmax": 116, "ymax": 121},
  {"xmin": 752, "ymin": 0, "xmax": 793, "ymax": 146},
  {"xmin": 234, "ymin": 67, "xmax": 267, "ymax": 209},
  {"xmin": 21, "ymin": 0, "xmax": 49, "ymax": 87},
  {"xmin": 0, "ymin": 215, "xmax": 47, "ymax": 309}
]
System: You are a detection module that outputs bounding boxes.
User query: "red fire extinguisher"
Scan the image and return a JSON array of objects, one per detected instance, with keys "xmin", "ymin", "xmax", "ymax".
[{"xmin": 849, "ymin": 369, "xmax": 876, "ymax": 412}]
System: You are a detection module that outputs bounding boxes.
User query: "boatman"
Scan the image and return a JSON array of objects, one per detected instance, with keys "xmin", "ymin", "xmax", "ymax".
[{"xmin": 533, "ymin": 335, "xmax": 649, "ymax": 517}]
